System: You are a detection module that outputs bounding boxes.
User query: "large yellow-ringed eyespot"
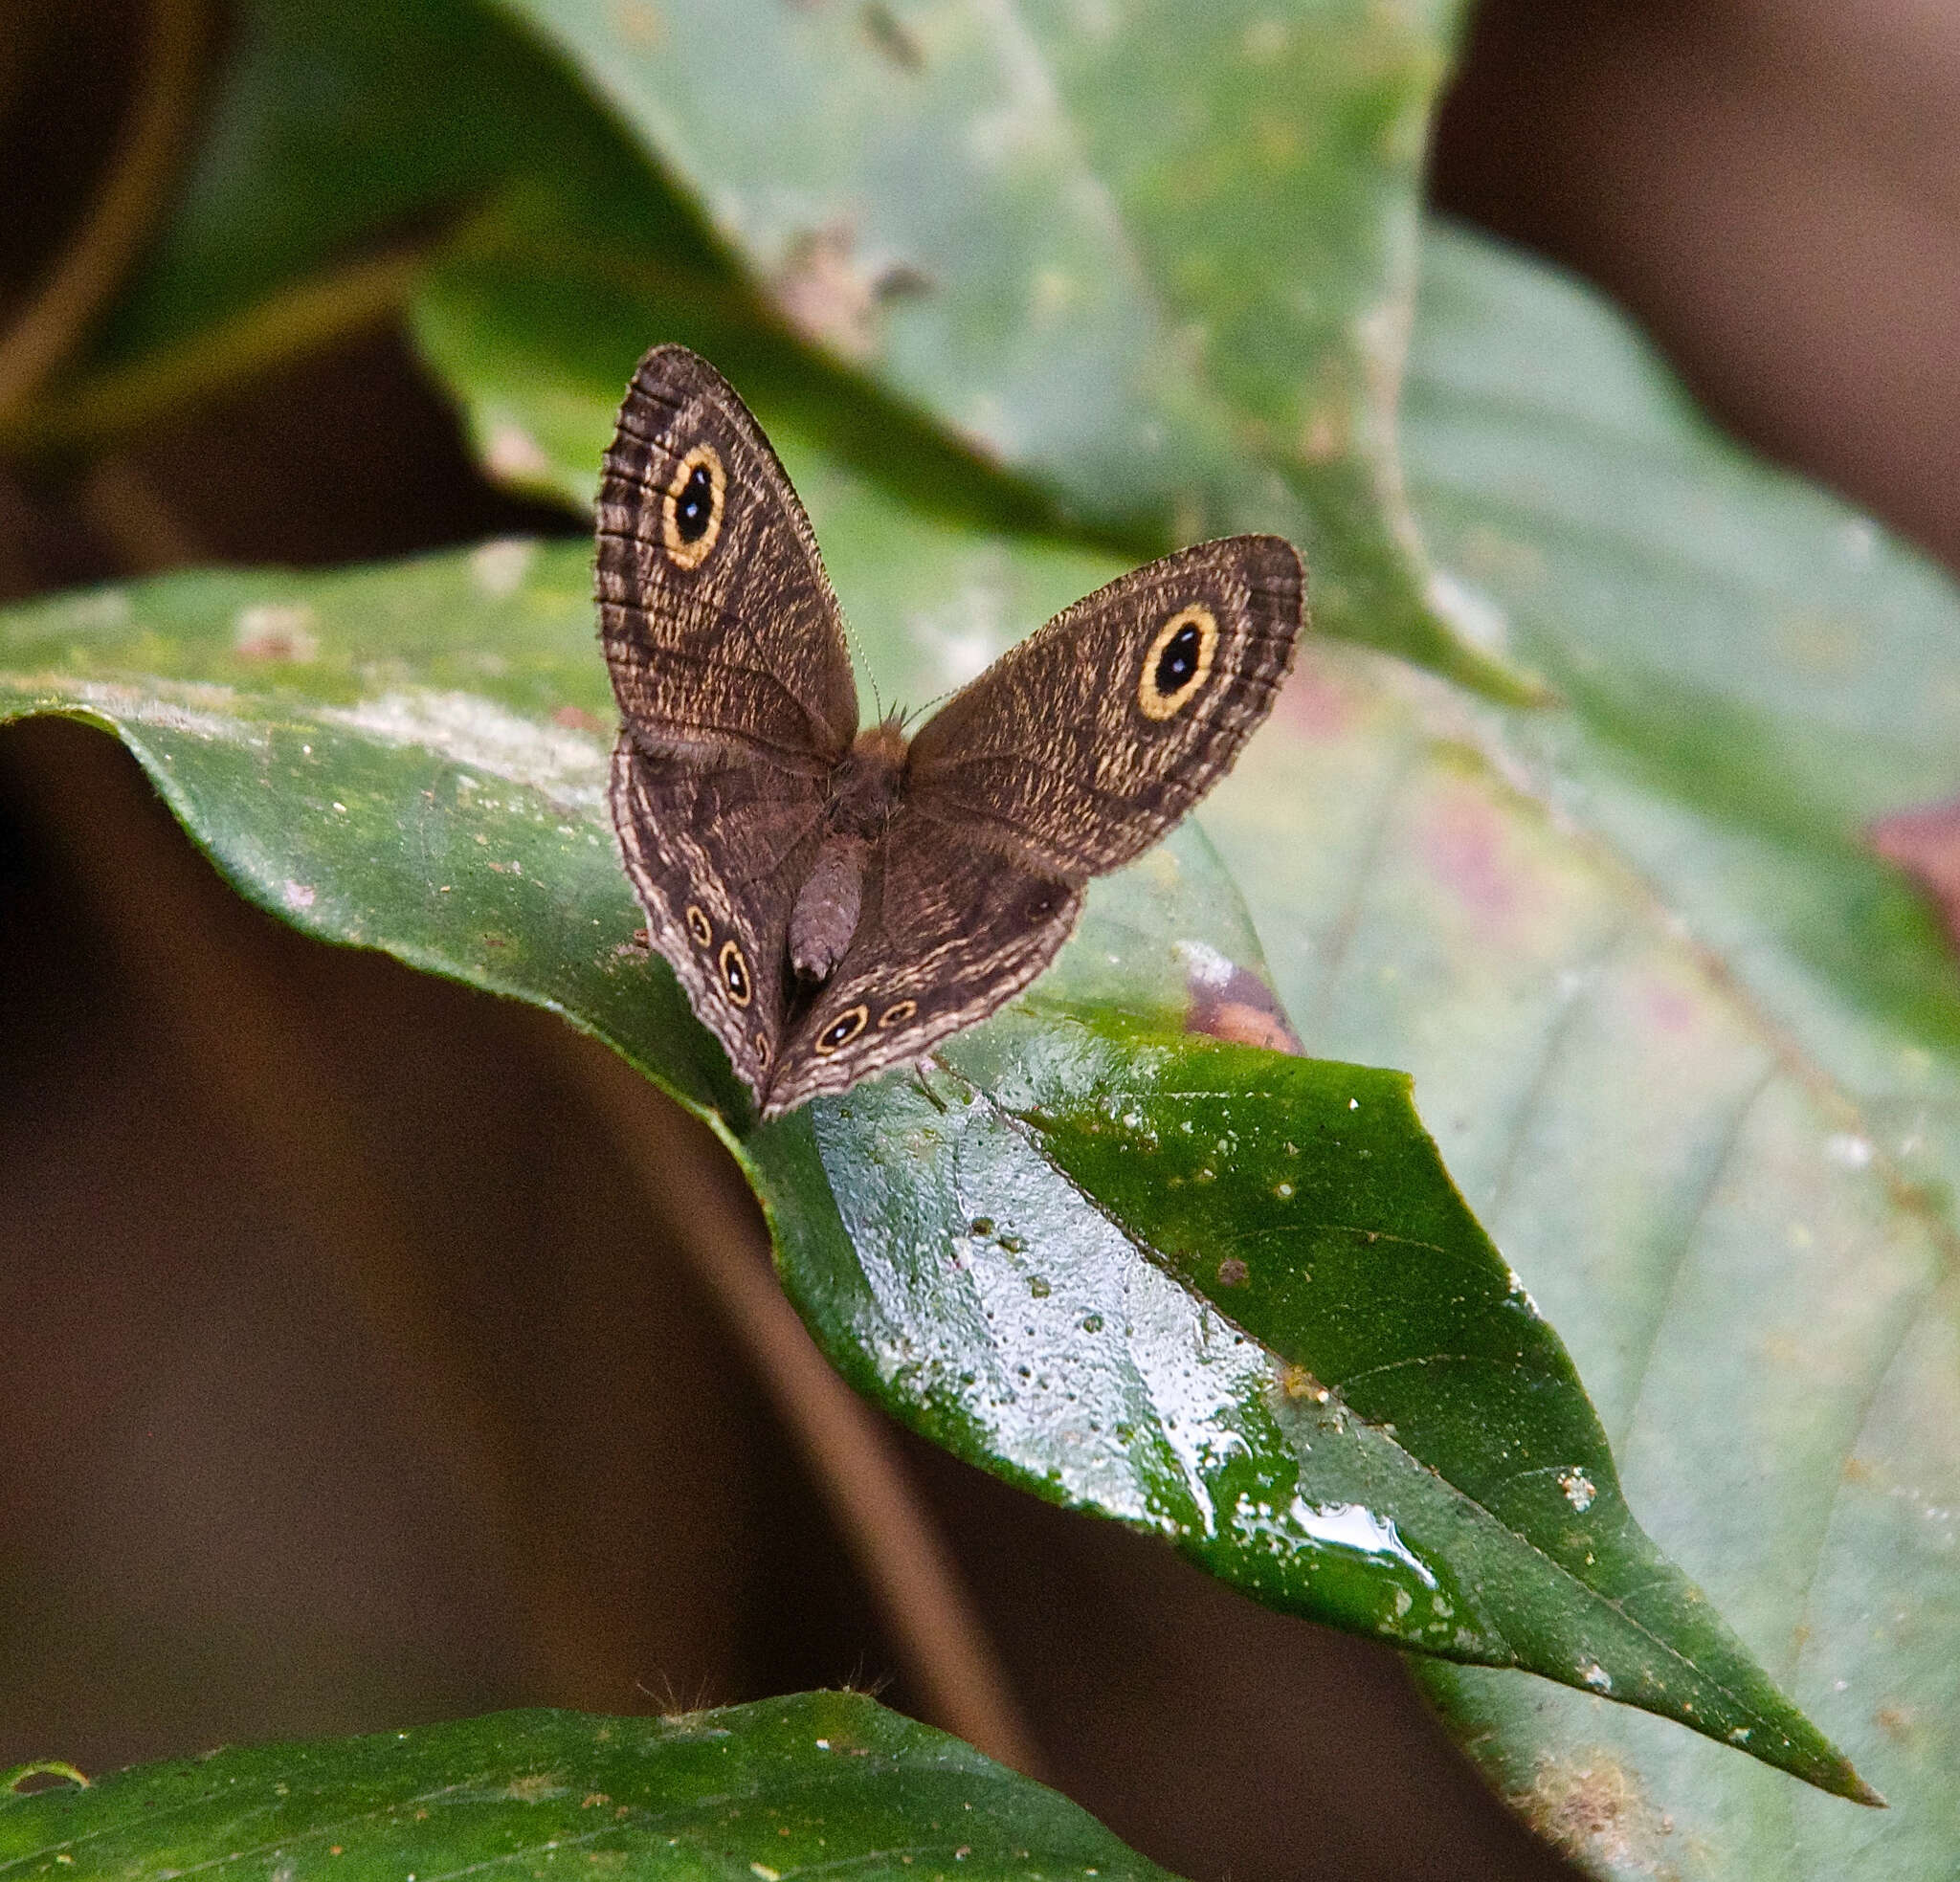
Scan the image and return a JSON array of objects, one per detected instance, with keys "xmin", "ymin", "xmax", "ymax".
[
  {"xmin": 684, "ymin": 903, "xmax": 713, "ymax": 948},
  {"xmin": 877, "ymin": 999, "xmax": 918, "ymax": 1030},
  {"xmin": 718, "ymin": 938, "xmax": 752, "ymax": 1007},
  {"xmin": 1137, "ymin": 604, "xmax": 1219, "ymax": 720},
  {"xmin": 813, "ymin": 1004, "xmax": 871, "ymax": 1054},
  {"xmin": 661, "ymin": 442, "xmax": 726, "ymax": 569}
]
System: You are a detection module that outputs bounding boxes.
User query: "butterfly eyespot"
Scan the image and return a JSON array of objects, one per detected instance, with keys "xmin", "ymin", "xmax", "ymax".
[
  {"xmin": 877, "ymin": 999, "xmax": 918, "ymax": 1029},
  {"xmin": 684, "ymin": 903, "xmax": 714, "ymax": 948},
  {"xmin": 814, "ymin": 1005, "xmax": 871, "ymax": 1054},
  {"xmin": 753, "ymin": 1031, "xmax": 772, "ymax": 1068},
  {"xmin": 661, "ymin": 443, "xmax": 726, "ymax": 570},
  {"xmin": 1138, "ymin": 605, "xmax": 1219, "ymax": 720},
  {"xmin": 718, "ymin": 938, "xmax": 753, "ymax": 1007}
]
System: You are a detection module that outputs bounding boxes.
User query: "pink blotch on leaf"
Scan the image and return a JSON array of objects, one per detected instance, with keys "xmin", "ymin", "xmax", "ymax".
[
  {"xmin": 1422, "ymin": 787, "xmax": 1523, "ymax": 922},
  {"xmin": 1278, "ymin": 665, "xmax": 1353, "ymax": 742},
  {"xmin": 1639, "ymin": 979, "xmax": 1700, "ymax": 1036},
  {"xmin": 1868, "ymin": 797, "xmax": 1960, "ymax": 955}
]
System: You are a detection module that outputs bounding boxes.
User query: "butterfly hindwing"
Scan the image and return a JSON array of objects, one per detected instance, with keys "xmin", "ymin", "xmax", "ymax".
[
  {"xmin": 904, "ymin": 537, "xmax": 1304, "ymax": 878},
  {"xmin": 761, "ymin": 810, "xmax": 1082, "ymax": 1116},
  {"xmin": 611, "ymin": 736, "xmax": 829, "ymax": 1103}
]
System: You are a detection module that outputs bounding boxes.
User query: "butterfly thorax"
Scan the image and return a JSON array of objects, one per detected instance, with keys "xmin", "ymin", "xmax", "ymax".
[{"xmin": 787, "ymin": 717, "xmax": 910, "ymax": 985}]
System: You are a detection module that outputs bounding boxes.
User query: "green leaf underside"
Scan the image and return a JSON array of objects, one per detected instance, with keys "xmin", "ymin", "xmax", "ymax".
[
  {"xmin": 0, "ymin": 1696, "xmax": 1179, "ymax": 1880},
  {"xmin": 458, "ymin": 0, "xmax": 1527, "ymax": 692},
  {"xmin": 0, "ymin": 506, "xmax": 1862, "ymax": 1800},
  {"xmin": 1173, "ymin": 224, "xmax": 1960, "ymax": 1871}
]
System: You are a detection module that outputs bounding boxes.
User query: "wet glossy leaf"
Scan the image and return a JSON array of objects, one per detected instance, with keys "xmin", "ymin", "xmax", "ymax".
[
  {"xmin": 0, "ymin": 487, "xmax": 1863, "ymax": 1799},
  {"xmin": 0, "ymin": 1694, "xmax": 1179, "ymax": 1880}
]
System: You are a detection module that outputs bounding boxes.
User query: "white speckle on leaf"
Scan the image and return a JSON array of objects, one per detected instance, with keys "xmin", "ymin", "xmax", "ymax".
[
  {"xmin": 966, "ymin": 83, "xmax": 1063, "ymax": 169},
  {"xmin": 283, "ymin": 881, "xmax": 316, "ymax": 911},
  {"xmin": 65, "ymin": 588, "xmax": 131, "ymax": 631},
  {"xmin": 58, "ymin": 678, "xmax": 262, "ymax": 747},
  {"xmin": 234, "ymin": 603, "xmax": 319, "ymax": 662},
  {"xmin": 470, "ymin": 538, "xmax": 535, "ymax": 598},
  {"xmin": 1241, "ymin": 18, "xmax": 1288, "ymax": 59},
  {"xmin": 1559, "ymin": 1469, "xmax": 1596, "ymax": 1514},
  {"xmin": 1581, "ymin": 1662, "xmax": 1612, "ymax": 1693},
  {"xmin": 1029, "ymin": 268, "xmax": 1079, "ymax": 325},
  {"xmin": 1176, "ymin": 940, "xmax": 1236, "ymax": 988},
  {"xmin": 1825, "ymin": 1132, "xmax": 1873, "ymax": 1169},
  {"xmin": 964, "ymin": 389, "xmax": 1013, "ymax": 454},
  {"xmin": 322, "ymin": 691, "xmax": 608, "ymax": 807},
  {"xmin": 911, "ymin": 583, "xmax": 1007, "ymax": 687}
]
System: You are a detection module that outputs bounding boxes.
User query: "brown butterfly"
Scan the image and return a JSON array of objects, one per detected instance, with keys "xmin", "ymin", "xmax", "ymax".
[{"xmin": 597, "ymin": 345, "xmax": 1306, "ymax": 1118}]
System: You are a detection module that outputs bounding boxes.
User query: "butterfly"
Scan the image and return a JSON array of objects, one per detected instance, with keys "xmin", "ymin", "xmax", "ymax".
[{"xmin": 597, "ymin": 345, "xmax": 1306, "ymax": 1118}]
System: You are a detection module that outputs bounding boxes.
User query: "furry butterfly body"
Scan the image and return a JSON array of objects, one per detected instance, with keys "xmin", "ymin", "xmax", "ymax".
[{"xmin": 598, "ymin": 345, "xmax": 1306, "ymax": 1118}]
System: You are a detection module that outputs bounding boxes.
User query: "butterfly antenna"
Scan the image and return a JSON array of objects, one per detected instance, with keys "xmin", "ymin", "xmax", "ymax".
[
  {"xmin": 834, "ymin": 597, "xmax": 886, "ymax": 725},
  {"xmin": 903, "ymin": 681, "xmax": 960, "ymax": 727}
]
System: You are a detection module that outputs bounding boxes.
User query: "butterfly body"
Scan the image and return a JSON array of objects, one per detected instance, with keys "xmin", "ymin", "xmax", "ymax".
[
  {"xmin": 787, "ymin": 719, "xmax": 906, "ymax": 980},
  {"xmin": 599, "ymin": 345, "xmax": 1305, "ymax": 1119}
]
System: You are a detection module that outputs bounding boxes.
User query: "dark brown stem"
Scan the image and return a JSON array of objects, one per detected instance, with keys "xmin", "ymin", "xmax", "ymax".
[
  {"xmin": 4, "ymin": 722, "xmax": 631, "ymax": 1701},
  {"xmin": 565, "ymin": 1034, "xmax": 1046, "ymax": 1779},
  {"xmin": 0, "ymin": 0, "xmax": 210, "ymax": 422},
  {"xmin": 1, "ymin": 245, "xmax": 430, "ymax": 457}
]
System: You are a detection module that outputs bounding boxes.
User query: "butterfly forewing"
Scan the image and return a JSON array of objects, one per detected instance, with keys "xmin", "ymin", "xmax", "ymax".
[
  {"xmin": 903, "ymin": 537, "xmax": 1303, "ymax": 879},
  {"xmin": 598, "ymin": 345, "xmax": 859, "ymax": 769}
]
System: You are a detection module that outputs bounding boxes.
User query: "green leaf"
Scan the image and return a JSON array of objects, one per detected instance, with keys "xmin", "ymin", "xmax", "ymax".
[
  {"xmin": 0, "ymin": 498, "xmax": 1864, "ymax": 1799},
  {"xmin": 0, "ymin": 1695, "xmax": 1181, "ymax": 1879},
  {"xmin": 1164, "ymin": 218, "xmax": 1960, "ymax": 1871},
  {"xmin": 439, "ymin": 0, "xmax": 1526, "ymax": 692}
]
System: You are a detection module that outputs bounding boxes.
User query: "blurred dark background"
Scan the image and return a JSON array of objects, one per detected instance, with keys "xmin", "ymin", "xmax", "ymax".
[{"xmin": 2, "ymin": 3, "xmax": 1956, "ymax": 1877}]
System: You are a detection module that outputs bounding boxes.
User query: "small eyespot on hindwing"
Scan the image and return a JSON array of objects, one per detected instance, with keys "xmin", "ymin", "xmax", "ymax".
[{"xmin": 813, "ymin": 1004, "xmax": 871, "ymax": 1054}]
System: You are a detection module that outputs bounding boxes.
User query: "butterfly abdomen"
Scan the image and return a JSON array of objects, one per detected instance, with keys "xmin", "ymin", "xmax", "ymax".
[{"xmin": 789, "ymin": 835, "xmax": 868, "ymax": 981}]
